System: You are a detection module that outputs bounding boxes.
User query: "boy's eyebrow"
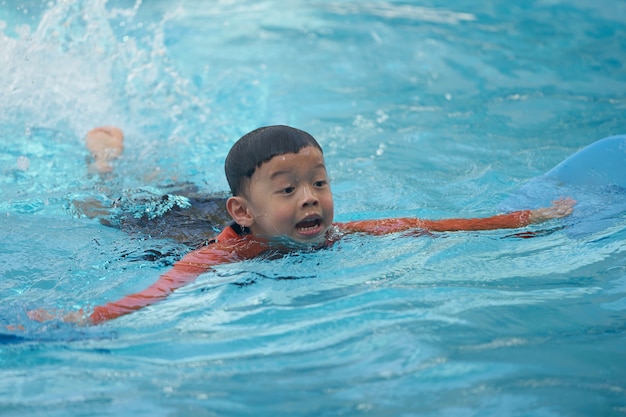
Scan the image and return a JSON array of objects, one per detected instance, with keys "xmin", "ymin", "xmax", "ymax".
[
  {"xmin": 269, "ymin": 170, "xmax": 291, "ymax": 180},
  {"xmin": 268, "ymin": 170, "xmax": 292, "ymax": 181}
]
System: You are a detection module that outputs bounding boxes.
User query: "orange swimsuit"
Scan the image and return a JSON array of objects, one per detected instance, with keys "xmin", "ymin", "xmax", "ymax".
[{"xmin": 89, "ymin": 210, "xmax": 531, "ymax": 324}]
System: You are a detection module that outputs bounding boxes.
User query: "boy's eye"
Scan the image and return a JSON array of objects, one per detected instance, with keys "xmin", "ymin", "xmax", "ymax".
[
  {"xmin": 283, "ymin": 186, "xmax": 295, "ymax": 194},
  {"xmin": 314, "ymin": 180, "xmax": 328, "ymax": 187}
]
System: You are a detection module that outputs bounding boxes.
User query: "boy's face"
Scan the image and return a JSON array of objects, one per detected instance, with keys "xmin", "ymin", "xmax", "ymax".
[{"xmin": 233, "ymin": 146, "xmax": 334, "ymax": 245}]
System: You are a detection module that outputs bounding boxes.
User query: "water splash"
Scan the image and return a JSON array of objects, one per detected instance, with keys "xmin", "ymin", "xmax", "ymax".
[
  {"xmin": 0, "ymin": 0, "xmax": 211, "ymax": 144},
  {"xmin": 0, "ymin": 0, "xmax": 228, "ymax": 195}
]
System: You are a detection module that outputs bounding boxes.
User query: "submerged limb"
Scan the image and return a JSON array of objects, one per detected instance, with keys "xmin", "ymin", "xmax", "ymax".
[
  {"xmin": 528, "ymin": 197, "xmax": 576, "ymax": 223},
  {"xmin": 27, "ymin": 308, "xmax": 89, "ymax": 326},
  {"xmin": 70, "ymin": 197, "xmax": 112, "ymax": 219}
]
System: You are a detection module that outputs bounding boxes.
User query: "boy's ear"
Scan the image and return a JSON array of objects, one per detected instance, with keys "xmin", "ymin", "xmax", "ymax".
[{"xmin": 226, "ymin": 196, "xmax": 254, "ymax": 227}]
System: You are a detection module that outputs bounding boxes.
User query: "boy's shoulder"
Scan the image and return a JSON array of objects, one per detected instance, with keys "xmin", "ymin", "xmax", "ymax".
[{"xmin": 214, "ymin": 222, "xmax": 247, "ymax": 243}]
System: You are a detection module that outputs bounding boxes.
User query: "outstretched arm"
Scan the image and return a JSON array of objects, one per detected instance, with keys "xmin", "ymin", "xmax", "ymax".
[
  {"xmin": 87, "ymin": 246, "xmax": 232, "ymax": 324},
  {"xmin": 87, "ymin": 238, "xmax": 270, "ymax": 324},
  {"xmin": 339, "ymin": 198, "xmax": 575, "ymax": 235},
  {"xmin": 27, "ymin": 244, "xmax": 233, "ymax": 326},
  {"xmin": 28, "ymin": 236, "xmax": 269, "ymax": 326}
]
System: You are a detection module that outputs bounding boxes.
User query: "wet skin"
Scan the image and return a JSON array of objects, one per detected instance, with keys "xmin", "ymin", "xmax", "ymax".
[{"xmin": 227, "ymin": 146, "xmax": 335, "ymax": 245}]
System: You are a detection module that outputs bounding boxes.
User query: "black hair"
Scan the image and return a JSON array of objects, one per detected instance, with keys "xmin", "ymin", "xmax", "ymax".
[{"xmin": 225, "ymin": 125, "xmax": 323, "ymax": 196}]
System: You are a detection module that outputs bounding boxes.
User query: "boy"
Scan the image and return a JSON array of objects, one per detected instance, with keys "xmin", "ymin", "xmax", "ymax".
[{"xmin": 33, "ymin": 125, "xmax": 575, "ymax": 325}]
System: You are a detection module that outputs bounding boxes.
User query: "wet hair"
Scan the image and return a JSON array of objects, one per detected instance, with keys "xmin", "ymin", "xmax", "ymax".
[{"xmin": 225, "ymin": 125, "xmax": 323, "ymax": 196}]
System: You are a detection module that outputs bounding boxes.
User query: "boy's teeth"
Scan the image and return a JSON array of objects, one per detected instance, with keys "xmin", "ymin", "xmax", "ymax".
[{"xmin": 297, "ymin": 219, "xmax": 319, "ymax": 230}]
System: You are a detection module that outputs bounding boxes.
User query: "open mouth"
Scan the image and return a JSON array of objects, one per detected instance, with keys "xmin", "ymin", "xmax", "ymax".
[{"xmin": 296, "ymin": 217, "xmax": 323, "ymax": 235}]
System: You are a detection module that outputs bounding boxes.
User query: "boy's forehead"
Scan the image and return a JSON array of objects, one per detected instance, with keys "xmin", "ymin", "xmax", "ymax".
[{"xmin": 258, "ymin": 146, "xmax": 326, "ymax": 175}]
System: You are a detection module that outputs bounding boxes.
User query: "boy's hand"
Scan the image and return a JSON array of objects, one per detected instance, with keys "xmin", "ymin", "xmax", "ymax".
[
  {"xmin": 27, "ymin": 308, "xmax": 88, "ymax": 325},
  {"xmin": 27, "ymin": 308, "xmax": 56, "ymax": 322},
  {"xmin": 529, "ymin": 197, "xmax": 576, "ymax": 224}
]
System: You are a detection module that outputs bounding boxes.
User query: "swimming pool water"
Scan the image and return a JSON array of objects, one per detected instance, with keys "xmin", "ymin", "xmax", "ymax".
[{"xmin": 1, "ymin": 1, "xmax": 625, "ymax": 416}]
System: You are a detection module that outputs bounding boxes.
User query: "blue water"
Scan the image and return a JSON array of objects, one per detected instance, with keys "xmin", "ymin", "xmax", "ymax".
[{"xmin": 1, "ymin": 1, "xmax": 625, "ymax": 416}]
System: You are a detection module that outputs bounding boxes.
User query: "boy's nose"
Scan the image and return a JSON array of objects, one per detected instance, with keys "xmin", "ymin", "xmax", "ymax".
[{"xmin": 300, "ymin": 186, "xmax": 319, "ymax": 207}]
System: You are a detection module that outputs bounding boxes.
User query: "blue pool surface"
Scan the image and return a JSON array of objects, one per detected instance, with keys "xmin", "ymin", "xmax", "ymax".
[{"xmin": 1, "ymin": 1, "xmax": 625, "ymax": 416}]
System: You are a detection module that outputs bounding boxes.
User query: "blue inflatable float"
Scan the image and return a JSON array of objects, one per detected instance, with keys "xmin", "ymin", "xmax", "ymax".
[{"xmin": 501, "ymin": 135, "xmax": 626, "ymax": 238}]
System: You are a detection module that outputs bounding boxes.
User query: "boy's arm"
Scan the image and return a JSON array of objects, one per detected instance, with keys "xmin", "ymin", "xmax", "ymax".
[
  {"xmin": 339, "ymin": 198, "xmax": 575, "ymax": 235},
  {"xmin": 26, "ymin": 236, "xmax": 268, "ymax": 326},
  {"xmin": 87, "ymin": 238, "xmax": 268, "ymax": 324},
  {"xmin": 87, "ymin": 244, "xmax": 234, "ymax": 324}
]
